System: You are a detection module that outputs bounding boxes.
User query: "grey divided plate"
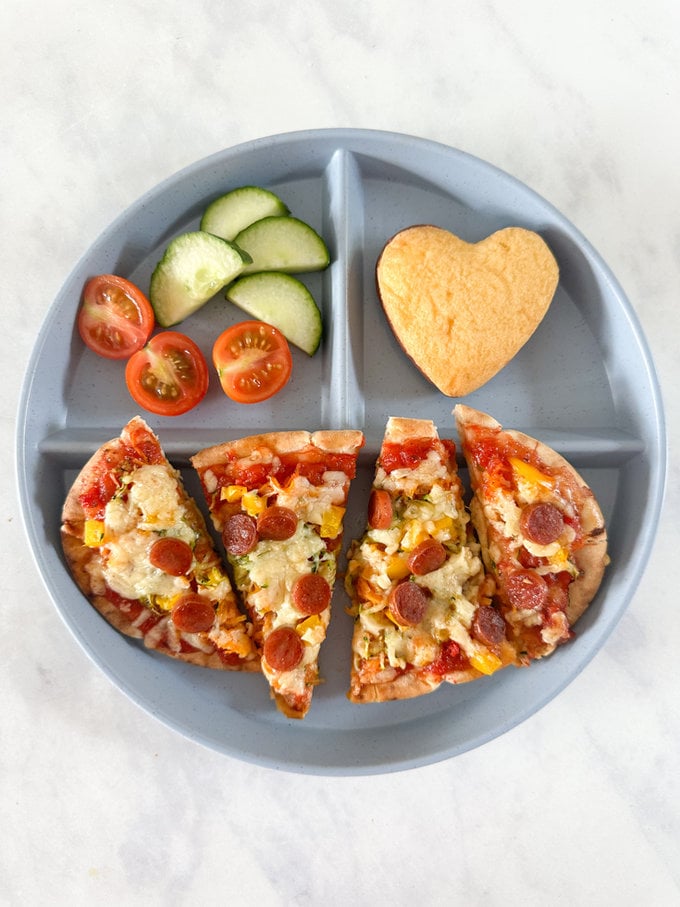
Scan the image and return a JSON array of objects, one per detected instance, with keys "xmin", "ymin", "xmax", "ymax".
[{"xmin": 17, "ymin": 129, "xmax": 666, "ymax": 775}]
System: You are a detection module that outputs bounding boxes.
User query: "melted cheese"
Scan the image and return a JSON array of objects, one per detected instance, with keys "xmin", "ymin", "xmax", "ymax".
[
  {"xmin": 90, "ymin": 464, "xmax": 199, "ymax": 601},
  {"xmin": 104, "ymin": 530, "xmax": 190, "ymax": 600},
  {"xmin": 228, "ymin": 466, "xmax": 351, "ymax": 701},
  {"xmin": 485, "ymin": 481, "xmax": 579, "ymax": 579},
  {"xmin": 349, "ymin": 476, "xmax": 487, "ymax": 668},
  {"xmin": 244, "ymin": 523, "xmax": 328, "ymax": 621},
  {"xmin": 272, "ymin": 473, "xmax": 347, "ymax": 527},
  {"xmin": 377, "ymin": 451, "xmax": 449, "ymax": 497},
  {"xmin": 417, "ymin": 547, "xmax": 482, "ymax": 628}
]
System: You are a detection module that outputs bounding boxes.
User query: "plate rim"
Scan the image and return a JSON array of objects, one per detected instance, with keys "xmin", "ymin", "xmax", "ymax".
[{"xmin": 16, "ymin": 127, "xmax": 667, "ymax": 775}]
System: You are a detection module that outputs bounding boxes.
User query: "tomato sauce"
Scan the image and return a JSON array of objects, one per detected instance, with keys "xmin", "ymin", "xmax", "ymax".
[
  {"xmin": 78, "ymin": 433, "xmax": 164, "ymax": 519},
  {"xmin": 78, "ymin": 472, "xmax": 119, "ymax": 519},
  {"xmin": 466, "ymin": 424, "xmax": 587, "ymax": 551},
  {"xmin": 466, "ymin": 429, "xmax": 538, "ymax": 475},
  {"xmin": 217, "ymin": 451, "xmax": 357, "ymax": 492},
  {"xmin": 427, "ymin": 640, "xmax": 470, "ymax": 676},
  {"xmin": 380, "ymin": 439, "xmax": 438, "ymax": 472},
  {"xmin": 104, "ymin": 588, "xmax": 165, "ymax": 636}
]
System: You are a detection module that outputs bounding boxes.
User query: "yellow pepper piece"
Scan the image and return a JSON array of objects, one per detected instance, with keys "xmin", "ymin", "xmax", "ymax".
[
  {"xmin": 203, "ymin": 565, "xmax": 228, "ymax": 587},
  {"xmin": 470, "ymin": 649, "xmax": 503, "ymax": 676},
  {"xmin": 400, "ymin": 520, "xmax": 430, "ymax": 551},
  {"xmin": 433, "ymin": 516, "xmax": 455, "ymax": 534},
  {"xmin": 509, "ymin": 457, "xmax": 554, "ymax": 489},
  {"xmin": 552, "ymin": 547, "xmax": 569, "ymax": 566},
  {"xmin": 221, "ymin": 484, "xmax": 247, "ymax": 502},
  {"xmin": 320, "ymin": 505, "xmax": 345, "ymax": 539},
  {"xmin": 229, "ymin": 633, "xmax": 257, "ymax": 657},
  {"xmin": 241, "ymin": 490, "xmax": 266, "ymax": 517},
  {"xmin": 386, "ymin": 554, "xmax": 411, "ymax": 581},
  {"xmin": 296, "ymin": 614, "xmax": 323, "ymax": 636},
  {"xmin": 154, "ymin": 593, "xmax": 182, "ymax": 612},
  {"xmin": 550, "ymin": 547, "xmax": 579, "ymax": 578},
  {"xmin": 296, "ymin": 614, "xmax": 326, "ymax": 645},
  {"xmin": 83, "ymin": 519, "xmax": 106, "ymax": 548}
]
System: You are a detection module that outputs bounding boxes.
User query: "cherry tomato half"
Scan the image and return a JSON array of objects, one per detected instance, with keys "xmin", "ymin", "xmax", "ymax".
[
  {"xmin": 78, "ymin": 274, "xmax": 155, "ymax": 359},
  {"xmin": 125, "ymin": 331, "xmax": 209, "ymax": 416},
  {"xmin": 212, "ymin": 321, "xmax": 293, "ymax": 404}
]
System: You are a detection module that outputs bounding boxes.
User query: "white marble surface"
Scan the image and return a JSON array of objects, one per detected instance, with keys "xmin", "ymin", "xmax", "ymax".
[{"xmin": 4, "ymin": 1, "xmax": 679, "ymax": 903}]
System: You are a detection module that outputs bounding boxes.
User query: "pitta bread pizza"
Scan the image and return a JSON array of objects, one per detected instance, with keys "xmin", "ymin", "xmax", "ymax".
[
  {"xmin": 61, "ymin": 417, "xmax": 259, "ymax": 670},
  {"xmin": 345, "ymin": 417, "xmax": 517, "ymax": 703},
  {"xmin": 191, "ymin": 428, "xmax": 364, "ymax": 718},
  {"xmin": 454, "ymin": 405, "xmax": 609, "ymax": 660}
]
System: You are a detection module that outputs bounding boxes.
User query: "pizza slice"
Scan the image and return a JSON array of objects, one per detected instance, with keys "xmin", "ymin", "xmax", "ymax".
[
  {"xmin": 344, "ymin": 417, "xmax": 517, "ymax": 703},
  {"xmin": 191, "ymin": 428, "xmax": 364, "ymax": 719},
  {"xmin": 454, "ymin": 404, "xmax": 609, "ymax": 661},
  {"xmin": 61, "ymin": 416, "xmax": 259, "ymax": 670}
]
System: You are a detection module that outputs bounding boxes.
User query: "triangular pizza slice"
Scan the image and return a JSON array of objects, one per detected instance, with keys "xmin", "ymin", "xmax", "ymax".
[
  {"xmin": 61, "ymin": 416, "xmax": 259, "ymax": 670},
  {"xmin": 454, "ymin": 404, "xmax": 608, "ymax": 661},
  {"xmin": 191, "ymin": 429, "xmax": 364, "ymax": 718},
  {"xmin": 344, "ymin": 416, "xmax": 517, "ymax": 703}
]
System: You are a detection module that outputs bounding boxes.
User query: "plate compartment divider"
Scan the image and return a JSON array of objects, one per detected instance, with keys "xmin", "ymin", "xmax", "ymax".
[{"xmin": 320, "ymin": 148, "xmax": 365, "ymax": 433}]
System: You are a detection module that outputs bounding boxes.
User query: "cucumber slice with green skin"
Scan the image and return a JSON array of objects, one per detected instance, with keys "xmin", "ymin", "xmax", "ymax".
[
  {"xmin": 234, "ymin": 216, "xmax": 330, "ymax": 275},
  {"xmin": 200, "ymin": 186, "xmax": 290, "ymax": 242},
  {"xmin": 226, "ymin": 272, "xmax": 323, "ymax": 356},
  {"xmin": 150, "ymin": 231, "xmax": 251, "ymax": 327}
]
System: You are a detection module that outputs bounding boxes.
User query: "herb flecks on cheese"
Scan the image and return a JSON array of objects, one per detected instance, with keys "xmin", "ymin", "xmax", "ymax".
[
  {"xmin": 224, "ymin": 466, "xmax": 350, "ymax": 703},
  {"xmin": 237, "ymin": 523, "xmax": 330, "ymax": 621}
]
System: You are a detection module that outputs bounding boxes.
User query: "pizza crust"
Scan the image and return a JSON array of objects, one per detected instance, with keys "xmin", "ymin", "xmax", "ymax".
[
  {"xmin": 61, "ymin": 438, "xmax": 119, "ymax": 533},
  {"xmin": 191, "ymin": 429, "xmax": 365, "ymax": 470},
  {"xmin": 274, "ymin": 692, "xmax": 311, "ymax": 719},
  {"xmin": 349, "ymin": 671, "xmax": 441, "ymax": 703},
  {"xmin": 383, "ymin": 417, "xmax": 438, "ymax": 444}
]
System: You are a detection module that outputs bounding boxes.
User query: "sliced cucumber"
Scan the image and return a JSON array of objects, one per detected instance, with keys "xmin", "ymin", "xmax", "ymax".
[
  {"xmin": 149, "ymin": 231, "xmax": 250, "ymax": 327},
  {"xmin": 200, "ymin": 186, "xmax": 290, "ymax": 241},
  {"xmin": 226, "ymin": 272, "xmax": 323, "ymax": 356},
  {"xmin": 234, "ymin": 216, "xmax": 330, "ymax": 275}
]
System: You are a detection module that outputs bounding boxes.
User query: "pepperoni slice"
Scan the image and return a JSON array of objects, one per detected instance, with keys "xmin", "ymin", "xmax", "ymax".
[
  {"xmin": 171, "ymin": 594, "xmax": 216, "ymax": 633},
  {"xmin": 222, "ymin": 513, "xmax": 258, "ymax": 555},
  {"xmin": 292, "ymin": 573, "xmax": 332, "ymax": 615},
  {"xmin": 263, "ymin": 626, "xmax": 304, "ymax": 671},
  {"xmin": 368, "ymin": 489, "xmax": 393, "ymax": 529},
  {"xmin": 505, "ymin": 569, "xmax": 549, "ymax": 611},
  {"xmin": 520, "ymin": 502, "xmax": 565, "ymax": 545},
  {"xmin": 389, "ymin": 580, "xmax": 429, "ymax": 626},
  {"xmin": 472, "ymin": 605, "xmax": 506, "ymax": 646},
  {"xmin": 257, "ymin": 506, "xmax": 298, "ymax": 541},
  {"xmin": 407, "ymin": 538, "xmax": 446, "ymax": 576},
  {"xmin": 149, "ymin": 537, "xmax": 193, "ymax": 576}
]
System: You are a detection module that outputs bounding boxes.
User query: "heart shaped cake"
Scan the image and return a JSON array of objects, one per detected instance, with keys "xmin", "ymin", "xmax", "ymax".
[{"xmin": 376, "ymin": 225, "xmax": 559, "ymax": 396}]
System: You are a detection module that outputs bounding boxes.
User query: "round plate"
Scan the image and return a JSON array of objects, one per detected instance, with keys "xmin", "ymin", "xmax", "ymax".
[{"xmin": 16, "ymin": 129, "xmax": 666, "ymax": 775}]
